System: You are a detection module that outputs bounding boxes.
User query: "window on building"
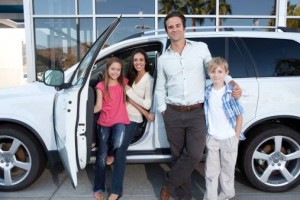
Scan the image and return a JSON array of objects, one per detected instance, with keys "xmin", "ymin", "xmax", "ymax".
[
  {"xmin": 95, "ymin": 0, "xmax": 154, "ymax": 14},
  {"xmin": 96, "ymin": 17, "xmax": 155, "ymax": 46},
  {"xmin": 34, "ymin": 18, "xmax": 93, "ymax": 79},
  {"xmin": 158, "ymin": 0, "xmax": 275, "ymax": 16},
  {"xmin": 226, "ymin": 0, "xmax": 276, "ymax": 15},
  {"xmin": 287, "ymin": 0, "xmax": 300, "ymax": 16},
  {"xmin": 158, "ymin": 1, "xmax": 216, "ymax": 15},
  {"xmin": 33, "ymin": 0, "xmax": 75, "ymax": 15},
  {"xmin": 78, "ymin": 0, "xmax": 93, "ymax": 14},
  {"xmin": 158, "ymin": 17, "xmax": 216, "ymax": 31},
  {"xmin": 286, "ymin": 1, "xmax": 300, "ymax": 30}
]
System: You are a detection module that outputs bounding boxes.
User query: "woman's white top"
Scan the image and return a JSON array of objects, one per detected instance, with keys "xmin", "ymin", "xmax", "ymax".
[{"xmin": 126, "ymin": 72, "xmax": 154, "ymax": 123}]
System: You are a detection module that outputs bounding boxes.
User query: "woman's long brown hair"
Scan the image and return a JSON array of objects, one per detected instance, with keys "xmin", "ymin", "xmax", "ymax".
[{"xmin": 127, "ymin": 48, "xmax": 150, "ymax": 87}]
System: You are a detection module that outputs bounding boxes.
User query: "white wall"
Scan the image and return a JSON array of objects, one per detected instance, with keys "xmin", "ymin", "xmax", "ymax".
[{"xmin": 0, "ymin": 28, "xmax": 26, "ymax": 88}]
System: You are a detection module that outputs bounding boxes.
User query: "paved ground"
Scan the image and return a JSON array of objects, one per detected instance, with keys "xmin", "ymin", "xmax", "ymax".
[{"xmin": 0, "ymin": 163, "xmax": 300, "ymax": 200}]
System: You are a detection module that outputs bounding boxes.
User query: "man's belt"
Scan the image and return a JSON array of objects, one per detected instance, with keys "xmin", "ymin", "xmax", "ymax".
[{"xmin": 167, "ymin": 103, "xmax": 203, "ymax": 112}]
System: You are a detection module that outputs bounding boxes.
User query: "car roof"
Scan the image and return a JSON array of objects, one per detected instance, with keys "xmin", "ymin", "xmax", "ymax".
[{"xmin": 122, "ymin": 25, "xmax": 300, "ymax": 42}]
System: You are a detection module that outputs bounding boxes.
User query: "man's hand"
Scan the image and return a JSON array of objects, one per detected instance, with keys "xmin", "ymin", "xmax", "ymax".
[
  {"xmin": 229, "ymin": 80, "xmax": 242, "ymax": 99},
  {"xmin": 232, "ymin": 84, "xmax": 242, "ymax": 99}
]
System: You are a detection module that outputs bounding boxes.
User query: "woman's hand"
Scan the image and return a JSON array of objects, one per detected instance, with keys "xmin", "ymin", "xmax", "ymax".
[{"xmin": 125, "ymin": 85, "xmax": 131, "ymax": 92}]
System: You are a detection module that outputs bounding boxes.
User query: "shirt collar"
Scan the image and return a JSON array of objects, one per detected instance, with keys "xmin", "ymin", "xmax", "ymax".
[
  {"xmin": 166, "ymin": 39, "xmax": 193, "ymax": 52},
  {"xmin": 207, "ymin": 83, "xmax": 234, "ymax": 94}
]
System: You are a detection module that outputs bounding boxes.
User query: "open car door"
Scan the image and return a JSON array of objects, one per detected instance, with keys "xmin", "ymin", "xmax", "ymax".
[{"xmin": 50, "ymin": 17, "xmax": 121, "ymax": 188}]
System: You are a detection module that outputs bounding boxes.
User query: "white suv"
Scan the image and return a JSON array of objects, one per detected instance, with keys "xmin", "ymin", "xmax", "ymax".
[{"xmin": 1, "ymin": 17, "xmax": 300, "ymax": 193}]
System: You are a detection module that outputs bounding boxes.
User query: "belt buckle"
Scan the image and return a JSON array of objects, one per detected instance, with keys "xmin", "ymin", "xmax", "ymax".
[{"xmin": 181, "ymin": 106, "xmax": 190, "ymax": 111}]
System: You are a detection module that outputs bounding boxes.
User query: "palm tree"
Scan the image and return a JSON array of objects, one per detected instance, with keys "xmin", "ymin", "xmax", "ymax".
[
  {"xmin": 158, "ymin": 0, "xmax": 208, "ymax": 27},
  {"xmin": 158, "ymin": 0, "xmax": 183, "ymax": 14},
  {"xmin": 158, "ymin": 0, "xmax": 185, "ymax": 30},
  {"xmin": 269, "ymin": 1, "xmax": 300, "ymax": 30},
  {"xmin": 267, "ymin": 3, "xmax": 276, "ymax": 27},
  {"xmin": 158, "ymin": 0, "xmax": 232, "ymax": 31},
  {"xmin": 204, "ymin": 0, "xmax": 232, "ymax": 26},
  {"xmin": 180, "ymin": 0, "xmax": 207, "ymax": 27},
  {"xmin": 287, "ymin": 3, "xmax": 300, "ymax": 30}
]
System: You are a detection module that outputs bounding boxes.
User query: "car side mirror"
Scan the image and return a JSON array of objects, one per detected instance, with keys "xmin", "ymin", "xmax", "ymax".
[
  {"xmin": 43, "ymin": 69, "xmax": 64, "ymax": 86},
  {"xmin": 43, "ymin": 69, "xmax": 71, "ymax": 90}
]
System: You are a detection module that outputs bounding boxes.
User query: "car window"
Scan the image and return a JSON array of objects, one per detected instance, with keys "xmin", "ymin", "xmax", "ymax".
[
  {"xmin": 242, "ymin": 38, "xmax": 300, "ymax": 77},
  {"xmin": 89, "ymin": 42, "xmax": 162, "ymax": 88},
  {"xmin": 189, "ymin": 37, "xmax": 255, "ymax": 78}
]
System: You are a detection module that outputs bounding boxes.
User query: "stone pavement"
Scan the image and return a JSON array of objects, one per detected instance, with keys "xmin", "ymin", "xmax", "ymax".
[{"xmin": 0, "ymin": 163, "xmax": 299, "ymax": 200}]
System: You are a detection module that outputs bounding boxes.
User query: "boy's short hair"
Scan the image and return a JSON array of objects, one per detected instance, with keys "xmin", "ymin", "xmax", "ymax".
[{"xmin": 208, "ymin": 57, "xmax": 229, "ymax": 73}]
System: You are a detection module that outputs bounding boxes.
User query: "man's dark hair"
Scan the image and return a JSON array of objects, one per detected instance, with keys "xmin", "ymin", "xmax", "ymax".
[{"xmin": 164, "ymin": 12, "xmax": 186, "ymax": 32}]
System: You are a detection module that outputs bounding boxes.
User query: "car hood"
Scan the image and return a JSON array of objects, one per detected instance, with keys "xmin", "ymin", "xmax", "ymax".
[{"xmin": 0, "ymin": 81, "xmax": 57, "ymax": 100}]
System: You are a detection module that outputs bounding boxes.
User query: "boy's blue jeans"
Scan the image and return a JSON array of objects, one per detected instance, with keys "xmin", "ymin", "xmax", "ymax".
[{"xmin": 93, "ymin": 123, "xmax": 126, "ymax": 192}]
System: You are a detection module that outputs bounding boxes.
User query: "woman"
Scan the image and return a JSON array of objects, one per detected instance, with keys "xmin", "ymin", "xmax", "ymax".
[{"xmin": 107, "ymin": 49, "xmax": 154, "ymax": 200}]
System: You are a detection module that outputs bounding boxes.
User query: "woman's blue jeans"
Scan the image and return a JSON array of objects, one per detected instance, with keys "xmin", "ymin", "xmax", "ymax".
[
  {"xmin": 93, "ymin": 123, "xmax": 126, "ymax": 192},
  {"xmin": 110, "ymin": 121, "xmax": 139, "ymax": 195}
]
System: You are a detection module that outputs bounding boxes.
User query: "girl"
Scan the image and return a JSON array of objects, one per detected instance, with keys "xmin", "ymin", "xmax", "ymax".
[
  {"xmin": 93, "ymin": 57, "xmax": 130, "ymax": 200},
  {"xmin": 107, "ymin": 49, "xmax": 154, "ymax": 200}
]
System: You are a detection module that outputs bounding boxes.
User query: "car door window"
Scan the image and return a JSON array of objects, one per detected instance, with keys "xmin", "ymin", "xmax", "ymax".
[
  {"xmin": 190, "ymin": 37, "xmax": 254, "ymax": 78},
  {"xmin": 243, "ymin": 38, "xmax": 300, "ymax": 77},
  {"xmin": 90, "ymin": 42, "xmax": 162, "ymax": 88}
]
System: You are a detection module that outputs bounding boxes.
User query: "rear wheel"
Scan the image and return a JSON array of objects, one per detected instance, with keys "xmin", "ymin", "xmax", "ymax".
[
  {"xmin": 0, "ymin": 125, "xmax": 46, "ymax": 191},
  {"xmin": 240, "ymin": 124, "xmax": 300, "ymax": 192}
]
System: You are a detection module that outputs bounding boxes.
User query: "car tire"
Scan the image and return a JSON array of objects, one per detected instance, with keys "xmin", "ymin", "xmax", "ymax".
[
  {"xmin": 0, "ymin": 125, "xmax": 46, "ymax": 191},
  {"xmin": 239, "ymin": 124, "xmax": 300, "ymax": 192}
]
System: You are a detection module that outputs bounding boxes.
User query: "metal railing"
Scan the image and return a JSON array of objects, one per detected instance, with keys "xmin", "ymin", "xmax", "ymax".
[{"xmin": 141, "ymin": 26, "xmax": 299, "ymax": 36}]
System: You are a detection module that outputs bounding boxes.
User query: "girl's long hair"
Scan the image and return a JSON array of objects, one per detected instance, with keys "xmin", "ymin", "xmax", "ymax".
[
  {"xmin": 103, "ymin": 57, "xmax": 126, "ymax": 101},
  {"xmin": 127, "ymin": 49, "xmax": 150, "ymax": 87}
]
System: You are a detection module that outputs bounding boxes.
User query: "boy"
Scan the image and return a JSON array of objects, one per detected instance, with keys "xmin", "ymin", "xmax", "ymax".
[{"xmin": 203, "ymin": 57, "xmax": 244, "ymax": 200}]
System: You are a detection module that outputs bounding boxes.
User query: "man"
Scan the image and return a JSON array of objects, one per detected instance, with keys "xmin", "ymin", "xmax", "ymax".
[{"xmin": 155, "ymin": 12, "xmax": 241, "ymax": 200}]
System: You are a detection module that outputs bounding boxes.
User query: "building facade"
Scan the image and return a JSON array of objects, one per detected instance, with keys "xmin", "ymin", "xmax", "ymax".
[{"xmin": 23, "ymin": 0, "xmax": 300, "ymax": 82}]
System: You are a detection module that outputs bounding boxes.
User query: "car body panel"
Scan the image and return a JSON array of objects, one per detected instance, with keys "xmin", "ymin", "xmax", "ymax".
[
  {"xmin": 257, "ymin": 77, "xmax": 300, "ymax": 117},
  {"xmin": 0, "ymin": 82, "xmax": 57, "ymax": 150}
]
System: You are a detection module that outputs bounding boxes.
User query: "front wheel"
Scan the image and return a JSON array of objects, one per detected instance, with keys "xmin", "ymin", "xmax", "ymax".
[
  {"xmin": 240, "ymin": 124, "xmax": 300, "ymax": 192},
  {"xmin": 0, "ymin": 125, "xmax": 46, "ymax": 191}
]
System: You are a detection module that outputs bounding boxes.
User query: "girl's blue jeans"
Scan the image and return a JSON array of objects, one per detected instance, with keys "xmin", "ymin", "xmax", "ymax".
[
  {"xmin": 93, "ymin": 123, "xmax": 126, "ymax": 192},
  {"xmin": 110, "ymin": 121, "xmax": 138, "ymax": 195}
]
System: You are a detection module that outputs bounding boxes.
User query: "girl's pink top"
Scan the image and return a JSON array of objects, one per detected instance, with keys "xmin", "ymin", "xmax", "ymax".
[{"xmin": 96, "ymin": 81, "xmax": 130, "ymax": 127}]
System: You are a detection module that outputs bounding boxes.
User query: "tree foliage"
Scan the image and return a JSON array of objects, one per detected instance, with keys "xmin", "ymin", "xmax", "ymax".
[{"xmin": 158, "ymin": 0, "xmax": 232, "ymax": 28}]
